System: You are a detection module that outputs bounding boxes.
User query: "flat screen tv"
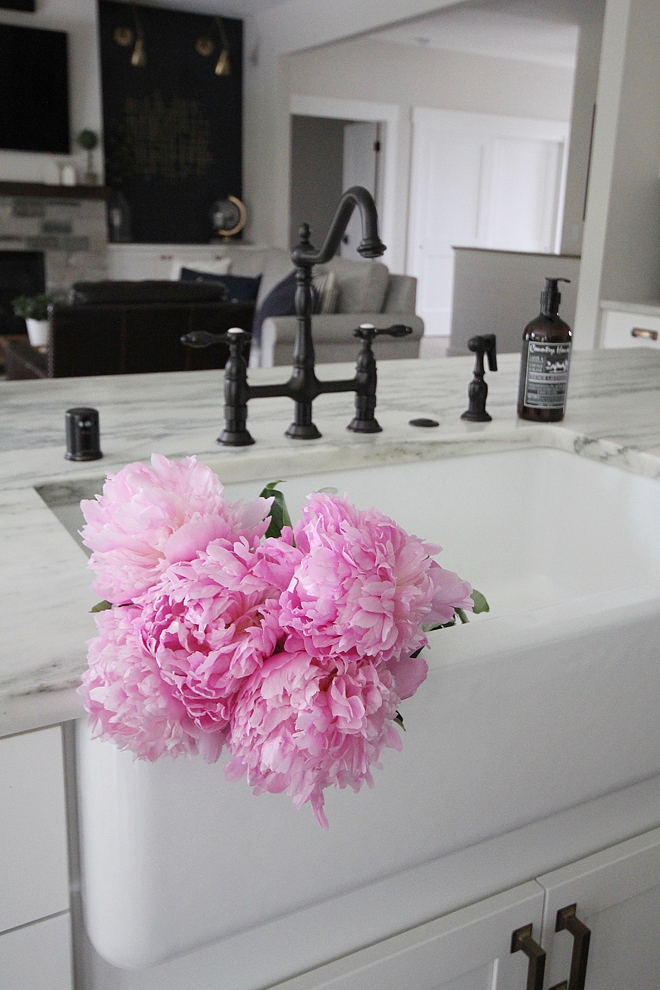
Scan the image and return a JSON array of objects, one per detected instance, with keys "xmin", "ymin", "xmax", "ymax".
[{"xmin": 0, "ymin": 22, "xmax": 70, "ymax": 153}]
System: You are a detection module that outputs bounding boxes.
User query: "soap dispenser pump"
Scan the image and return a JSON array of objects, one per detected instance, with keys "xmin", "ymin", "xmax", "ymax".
[{"xmin": 517, "ymin": 277, "xmax": 572, "ymax": 423}]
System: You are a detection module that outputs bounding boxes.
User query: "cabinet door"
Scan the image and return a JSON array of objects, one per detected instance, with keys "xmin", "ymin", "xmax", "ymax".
[
  {"xmin": 0, "ymin": 726, "xmax": 69, "ymax": 933},
  {"xmin": 538, "ymin": 826, "xmax": 660, "ymax": 989},
  {"xmin": 274, "ymin": 881, "xmax": 545, "ymax": 990}
]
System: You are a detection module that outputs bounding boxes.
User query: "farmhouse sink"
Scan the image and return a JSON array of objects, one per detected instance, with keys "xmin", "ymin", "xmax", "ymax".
[{"xmin": 42, "ymin": 446, "xmax": 660, "ymax": 973}]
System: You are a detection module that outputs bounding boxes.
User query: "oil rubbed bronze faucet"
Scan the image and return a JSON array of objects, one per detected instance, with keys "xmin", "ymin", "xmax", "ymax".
[{"xmin": 182, "ymin": 186, "xmax": 412, "ymax": 446}]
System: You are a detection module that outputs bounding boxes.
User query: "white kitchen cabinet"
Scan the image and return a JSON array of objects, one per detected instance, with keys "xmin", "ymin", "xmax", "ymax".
[
  {"xmin": 274, "ymin": 829, "xmax": 660, "ymax": 990},
  {"xmin": 539, "ymin": 826, "xmax": 660, "ymax": 990},
  {"xmin": 263, "ymin": 883, "xmax": 546, "ymax": 990},
  {"xmin": 600, "ymin": 305, "xmax": 660, "ymax": 349},
  {"xmin": 0, "ymin": 913, "xmax": 73, "ymax": 990},
  {"xmin": 0, "ymin": 725, "xmax": 72, "ymax": 990},
  {"xmin": 0, "ymin": 725, "xmax": 69, "ymax": 932}
]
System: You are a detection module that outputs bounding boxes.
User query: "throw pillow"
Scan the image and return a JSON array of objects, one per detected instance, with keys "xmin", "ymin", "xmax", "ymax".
[
  {"xmin": 179, "ymin": 268, "xmax": 262, "ymax": 303},
  {"xmin": 312, "ymin": 270, "xmax": 338, "ymax": 314},
  {"xmin": 314, "ymin": 258, "xmax": 390, "ymax": 313},
  {"xmin": 170, "ymin": 256, "xmax": 231, "ymax": 280},
  {"xmin": 251, "ymin": 270, "xmax": 320, "ymax": 346}
]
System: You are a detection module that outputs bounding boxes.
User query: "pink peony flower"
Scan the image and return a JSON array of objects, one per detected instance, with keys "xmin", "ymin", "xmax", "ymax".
[
  {"xmin": 79, "ymin": 604, "xmax": 225, "ymax": 762},
  {"xmin": 138, "ymin": 536, "xmax": 286, "ymax": 736},
  {"xmin": 80, "ymin": 464, "xmax": 481, "ymax": 826},
  {"xmin": 278, "ymin": 493, "xmax": 473, "ymax": 667},
  {"xmin": 225, "ymin": 648, "xmax": 403, "ymax": 828},
  {"xmin": 80, "ymin": 454, "xmax": 272, "ymax": 604}
]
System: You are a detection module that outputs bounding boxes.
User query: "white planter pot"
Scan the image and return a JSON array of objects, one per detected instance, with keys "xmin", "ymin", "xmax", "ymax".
[{"xmin": 25, "ymin": 319, "xmax": 49, "ymax": 348}]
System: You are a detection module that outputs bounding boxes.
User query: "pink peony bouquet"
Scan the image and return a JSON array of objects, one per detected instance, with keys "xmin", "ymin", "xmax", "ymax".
[{"xmin": 79, "ymin": 454, "xmax": 483, "ymax": 827}]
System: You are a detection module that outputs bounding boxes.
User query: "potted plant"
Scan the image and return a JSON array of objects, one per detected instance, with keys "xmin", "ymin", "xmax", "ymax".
[
  {"xmin": 77, "ymin": 129, "xmax": 99, "ymax": 186},
  {"xmin": 12, "ymin": 294, "xmax": 55, "ymax": 348}
]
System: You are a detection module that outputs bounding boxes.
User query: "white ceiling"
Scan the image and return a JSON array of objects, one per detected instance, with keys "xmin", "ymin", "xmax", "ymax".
[
  {"xmin": 130, "ymin": 0, "xmax": 596, "ymax": 68},
  {"xmin": 371, "ymin": 7, "xmax": 579, "ymax": 68}
]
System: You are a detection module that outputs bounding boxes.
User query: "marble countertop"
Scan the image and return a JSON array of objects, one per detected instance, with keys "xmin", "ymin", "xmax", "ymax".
[{"xmin": 3, "ymin": 348, "xmax": 660, "ymax": 736}]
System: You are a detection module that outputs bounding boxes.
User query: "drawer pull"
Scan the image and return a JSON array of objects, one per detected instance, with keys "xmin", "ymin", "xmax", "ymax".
[
  {"xmin": 631, "ymin": 327, "xmax": 658, "ymax": 341},
  {"xmin": 160, "ymin": 254, "xmax": 174, "ymax": 260},
  {"xmin": 556, "ymin": 904, "xmax": 591, "ymax": 990},
  {"xmin": 511, "ymin": 924, "xmax": 546, "ymax": 990}
]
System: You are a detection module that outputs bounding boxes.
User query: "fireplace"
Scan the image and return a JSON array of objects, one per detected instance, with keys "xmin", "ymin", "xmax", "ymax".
[
  {"xmin": 0, "ymin": 250, "xmax": 45, "ymax": 335},
  {"xmin": 0, "ymin": 183, "xmax": 108, "ymax": 320}
]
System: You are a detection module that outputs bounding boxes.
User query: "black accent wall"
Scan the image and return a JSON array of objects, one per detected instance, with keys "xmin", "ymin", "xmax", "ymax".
[{"xmin": 99, "ymin": 0, "xmax": 242, "ymax": 244}]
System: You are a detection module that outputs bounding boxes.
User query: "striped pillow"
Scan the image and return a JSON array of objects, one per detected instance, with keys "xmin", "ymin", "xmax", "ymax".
[{"xmin": 312, "ymin": 270, "xmax": 339, "ymax": 314}]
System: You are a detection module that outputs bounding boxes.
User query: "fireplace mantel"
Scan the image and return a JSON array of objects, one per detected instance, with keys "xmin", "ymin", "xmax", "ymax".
[{"xmin": 0, "ymin": 182, "xmax": 111, "ymax": 201}]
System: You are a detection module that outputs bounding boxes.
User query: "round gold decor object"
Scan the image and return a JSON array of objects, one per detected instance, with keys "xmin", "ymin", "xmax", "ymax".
[
  {"xmin": 211, "ymin": 196, "xmax": 247, "ymax": 239},
  {"xmin": 113, "ymin": 26, "xmax": 133, "ymax": 47}
]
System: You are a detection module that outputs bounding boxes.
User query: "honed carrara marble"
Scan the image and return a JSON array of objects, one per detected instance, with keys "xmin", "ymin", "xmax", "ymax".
[{"xmin": 2, "ymin": 349, "xmax": 660, "ymax": 735}]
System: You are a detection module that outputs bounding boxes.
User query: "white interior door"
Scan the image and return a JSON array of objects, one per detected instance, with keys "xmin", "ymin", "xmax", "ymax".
[
  {"xmin": 486, "ymin": 137, "xmax": 563, "ymax": 252},
  {"xmin": 341, "ymin": 121, "xmax": 379, "ymax": 260},
  {"xmin": 538, "ymin": 826, "xmax": 660, "ymax": 989},
  {"xmin": 408, "ymin": 107, "xmax": 568, "ymax": 337}
]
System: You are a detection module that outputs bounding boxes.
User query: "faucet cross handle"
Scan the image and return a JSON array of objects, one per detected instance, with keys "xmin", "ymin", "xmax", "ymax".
[{"xmin": 353, "ymin": 322, "xmax": 413, "ymax": 342}]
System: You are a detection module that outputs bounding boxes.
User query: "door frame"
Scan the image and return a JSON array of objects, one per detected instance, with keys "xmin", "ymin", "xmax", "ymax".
[{"xmin": 289, "ymin": 95, "xmax": 400, "ymax": 270}]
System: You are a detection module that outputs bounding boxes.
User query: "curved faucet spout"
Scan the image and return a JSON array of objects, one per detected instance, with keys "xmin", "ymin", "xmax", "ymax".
[{"xmin": 291, "ymin": 186, "xmax": 386, "ymax": 267}]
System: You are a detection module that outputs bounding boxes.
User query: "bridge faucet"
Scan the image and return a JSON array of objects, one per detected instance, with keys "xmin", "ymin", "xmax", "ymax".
[{"xmin": 182, "ymin": 186, "xmax": 412, "ymax": 446}]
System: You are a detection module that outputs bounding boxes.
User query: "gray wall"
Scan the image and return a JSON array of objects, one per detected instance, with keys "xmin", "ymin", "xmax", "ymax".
[
  {"xmin": 449, "ymin": 248, "xmax": 580, "ymax": 356},
  {"xmin": 289, "ymin": 115, "xmax": 347, "ymax": 250}
]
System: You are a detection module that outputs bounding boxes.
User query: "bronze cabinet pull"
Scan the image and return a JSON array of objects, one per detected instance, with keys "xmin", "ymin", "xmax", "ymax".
[
  {"xmin": 631, "ymin": 327, "xmax": 658, "ymax": 341},
  {"xmin": 556, "ymin": 903, "xmax": 591, "ymax": 990},
  {"xmin": 511, "ymin": 923, "xmax": 546, "ymax": 990}
]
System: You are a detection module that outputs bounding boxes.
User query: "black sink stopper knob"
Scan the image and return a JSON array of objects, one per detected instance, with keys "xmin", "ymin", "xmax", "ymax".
[
  {"xmin": 461, "ymin": 334, "xmax": 497, "ymax": 423},
  {"xmin": 65, "ymin": 407, "xmax": 103, "ymax": 461}
]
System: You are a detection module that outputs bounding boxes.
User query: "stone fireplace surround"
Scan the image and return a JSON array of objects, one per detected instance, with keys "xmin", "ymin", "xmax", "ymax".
[{"xmin": 0, "ymin": 182, "xmax": 109, "ymax": 298}]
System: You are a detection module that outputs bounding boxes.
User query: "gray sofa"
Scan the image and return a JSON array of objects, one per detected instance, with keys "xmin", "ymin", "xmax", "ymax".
[{"xmin": 172, "ymin": 245, "xmax": 423, "ymax": 367}]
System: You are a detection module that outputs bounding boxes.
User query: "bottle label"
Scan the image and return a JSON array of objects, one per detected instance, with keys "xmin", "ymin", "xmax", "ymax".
[{"xmin": 521, "ymin": 341, "xmax": 572, "ymax": 409}]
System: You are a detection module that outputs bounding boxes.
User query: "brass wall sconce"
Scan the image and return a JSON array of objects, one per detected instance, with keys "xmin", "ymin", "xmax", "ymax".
[
  {"xmin": 115, "ymin": 6, "xmax": 231, "ymax": 74},
  {"xmin": 195, "ymin": 16, "xmax": 231, "ymax": 75},
  {"xmin": 113, "ymin": 6, "xmax": 146, "ymax": 66},
  {"xmin": 130, "ymin": 4, "xmax": 146, "ymax": 67}
]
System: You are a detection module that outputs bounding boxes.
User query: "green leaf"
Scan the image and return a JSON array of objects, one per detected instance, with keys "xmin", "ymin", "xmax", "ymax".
[
  {"xmin": 422, "ymin": 618, "xmax": 457, "ymax": 632},
  {"xmin": 455, "ymin": 608, "xmax": 469, "ymax": 624},
  {"xmin": 259, "ymin": 481, "xmax": 293, "ymax": 539},
  {"xmin": 394, "ymin": 710, "xmax": 406, "ymax": 731},
  {"xmin": 90, "ymin": 600, "xmax": 112, "ymax": 613},
  {"xmin": 471, "ymin": 589, "xmax": 490, "ymax": 614}
]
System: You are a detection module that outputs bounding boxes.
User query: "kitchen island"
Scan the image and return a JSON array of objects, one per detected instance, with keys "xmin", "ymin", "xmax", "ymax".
[{"xmin": 3, "ymin": 349, "xmax": 660, "ymax": 990}]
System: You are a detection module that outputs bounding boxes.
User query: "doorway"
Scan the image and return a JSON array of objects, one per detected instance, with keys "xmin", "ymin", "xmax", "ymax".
[
  {"xmin": 289, "ymin": 95, "xmax": 398, "ymax": 266},
  {"xmin": 289, "ymin": 116, "xmax": 382, "ymax": 255}
]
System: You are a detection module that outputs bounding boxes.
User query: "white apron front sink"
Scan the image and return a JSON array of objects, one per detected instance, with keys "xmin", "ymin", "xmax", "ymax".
[{"xmin": 65, "ymin": 447, "xmax": 660, "ymax": 974}]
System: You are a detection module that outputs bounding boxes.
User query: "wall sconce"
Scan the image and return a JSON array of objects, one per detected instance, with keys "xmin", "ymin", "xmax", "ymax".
[
  {"xmin": 214, "ymin": 17, "xmax": 231, "ymax": 75},
  {"xmin": 113, "ymin": 7, "xmax": 146, "ymax": 66},
  {"xmin": 130, "ymin": 4, "xmax": 146, "ymax": 67},
  {"xmin": 195, "ymin": 17, "xmax": 231, "ymax": 75}
]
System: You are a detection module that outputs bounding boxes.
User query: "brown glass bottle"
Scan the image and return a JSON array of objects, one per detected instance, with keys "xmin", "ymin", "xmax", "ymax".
[{"xmin": 517, "ymin": 277, "xmax": 572, "ymax": 422}]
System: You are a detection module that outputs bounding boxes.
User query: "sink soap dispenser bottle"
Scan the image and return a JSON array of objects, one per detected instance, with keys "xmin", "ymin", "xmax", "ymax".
[{"xmin": 517, "ymin": 277, "xmax": 572, "ymax": 422}]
